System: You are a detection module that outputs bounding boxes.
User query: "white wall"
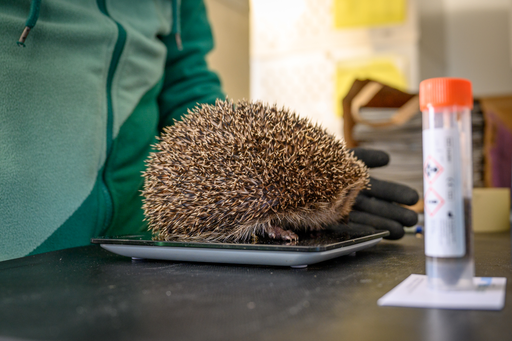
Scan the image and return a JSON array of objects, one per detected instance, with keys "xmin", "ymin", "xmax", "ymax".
[
  {"xmin": 418, "ymin": 0, "xmax": 447, "ymax": 80},
  {"xmin": 419, "ymin": 0, "xmax": 512, "ymax": 96}
]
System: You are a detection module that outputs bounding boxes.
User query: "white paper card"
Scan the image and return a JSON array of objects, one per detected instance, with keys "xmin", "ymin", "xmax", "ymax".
[{"xmin": 377, "ymin": 274, "xmax": 506, "ymax": 310}]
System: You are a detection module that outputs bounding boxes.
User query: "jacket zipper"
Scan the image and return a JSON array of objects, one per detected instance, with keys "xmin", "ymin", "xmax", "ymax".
[{"xmin": 97, "ymin": 0, "xmax": 127, "ymax": 231}]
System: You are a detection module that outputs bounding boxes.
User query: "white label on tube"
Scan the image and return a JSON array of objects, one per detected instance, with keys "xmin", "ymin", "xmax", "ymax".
[{"xmin": 423, "ymin": 128, "xmax": 465, "ymax": 257}]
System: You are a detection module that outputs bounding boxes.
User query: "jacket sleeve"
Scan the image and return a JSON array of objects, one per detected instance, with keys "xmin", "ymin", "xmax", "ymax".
[{"xmin": 157, "ymin": 0, "xmax": 225, "ymax": 130}]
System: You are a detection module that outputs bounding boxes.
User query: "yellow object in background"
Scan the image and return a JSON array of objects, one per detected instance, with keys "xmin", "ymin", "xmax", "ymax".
[
  {"xmin": 335, "ymin": 58, "xmax": 408, "ymax": 117},
  {"xmin": 472, "ymin": 188, "xmax": 511, "ymax": 233},
  {"xmin": 334, "ymin": 0, "xmax": 407, "ymax": 29}
]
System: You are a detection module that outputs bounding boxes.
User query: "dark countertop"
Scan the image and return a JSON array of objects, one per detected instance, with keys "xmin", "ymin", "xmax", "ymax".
[{"xmin": 0, "ymin": 233, "xmax": 511, "ymax": 341}]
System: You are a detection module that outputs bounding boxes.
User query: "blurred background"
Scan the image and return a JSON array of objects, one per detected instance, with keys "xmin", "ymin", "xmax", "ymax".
[
  {"xmin": 205, "ymin": 0, "xmax": 512, "ymax": 136},
  {"xmin": 205, "ymin": 0, "xmax": 512, "ymax": 230}
]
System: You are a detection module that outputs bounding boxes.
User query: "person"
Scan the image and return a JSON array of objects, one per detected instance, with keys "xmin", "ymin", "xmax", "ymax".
[{"xmin": 0, "ymin": 0, "xmax": 418, "ymax": 262}]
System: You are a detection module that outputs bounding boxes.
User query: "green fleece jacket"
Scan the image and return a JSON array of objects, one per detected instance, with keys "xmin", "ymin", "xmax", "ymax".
[{"xmin": 0, "ymin": 0, "xmax": 224, "ymax": 261}]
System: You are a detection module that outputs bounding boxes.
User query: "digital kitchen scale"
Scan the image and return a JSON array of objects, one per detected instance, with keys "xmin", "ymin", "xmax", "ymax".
[{"xmin": 92, "ymin": 224, "xmax": 389, "ymax": 268}]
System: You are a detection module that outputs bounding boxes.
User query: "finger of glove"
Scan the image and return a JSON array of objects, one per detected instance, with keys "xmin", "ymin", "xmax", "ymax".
[
  {"xmin": 354, "ymin": 194, "xmax": 419, "ymax": 227},
  {"xmin": 349, "ymin": 211, "xmax": 404, "ymax": 240},
  {"xmin": 360, "ymin": 177, "xmax": 420, "ymax": 206},
  {"xmin": 350, "ymin": 148, "xmax": 390, "ymax": 168}
]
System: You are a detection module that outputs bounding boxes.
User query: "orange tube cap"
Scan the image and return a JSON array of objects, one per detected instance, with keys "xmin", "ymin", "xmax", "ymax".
[{"xmin": 419, "ymin": 77, "xmax": 473, "ymax": 111}]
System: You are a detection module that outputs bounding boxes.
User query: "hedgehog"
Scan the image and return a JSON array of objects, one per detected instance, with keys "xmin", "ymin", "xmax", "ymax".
[{"xmin": 142, "ymin": 99, "xmax": 369, "ymax": 242}]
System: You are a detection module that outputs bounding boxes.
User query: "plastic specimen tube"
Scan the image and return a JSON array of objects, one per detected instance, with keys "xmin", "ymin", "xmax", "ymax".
[{"xmin": 419, "ymin": 78, "xmax": 475, "ymax": 290}]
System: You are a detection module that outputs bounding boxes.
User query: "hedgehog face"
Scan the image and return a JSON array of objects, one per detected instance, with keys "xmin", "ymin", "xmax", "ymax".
[{"xmin": 142, "ymin": 99, "xmax": 369, "ymax": 242}]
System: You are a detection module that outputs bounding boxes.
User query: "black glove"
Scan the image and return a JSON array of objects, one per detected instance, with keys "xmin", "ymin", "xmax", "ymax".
[{"xmin": 349, "ymin": 148, "xmax": 419, "ymax": 240}]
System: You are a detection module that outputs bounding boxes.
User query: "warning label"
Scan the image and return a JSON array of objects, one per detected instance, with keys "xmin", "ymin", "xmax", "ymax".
[
  {"xmin": 422, "ymin": 129, "xmax": 465, "ymax": 258},
  {"xmin": 424, "ymin": 155, "xmax": 443, "ymax": 184},
  {"xmin": 424, "ymin": 188, "xmax": 445, "ymax": 217}
]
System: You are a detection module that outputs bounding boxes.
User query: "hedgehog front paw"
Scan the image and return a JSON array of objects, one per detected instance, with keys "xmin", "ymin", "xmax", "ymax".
[{"xmin": 266, "ymin": 225, "xmax": 299, "ymax": 242}]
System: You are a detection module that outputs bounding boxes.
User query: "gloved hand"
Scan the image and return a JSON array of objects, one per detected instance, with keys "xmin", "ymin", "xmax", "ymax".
[{"xmin": 349, "ymin": 148, "xmax": 420, "ymax": 240}]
